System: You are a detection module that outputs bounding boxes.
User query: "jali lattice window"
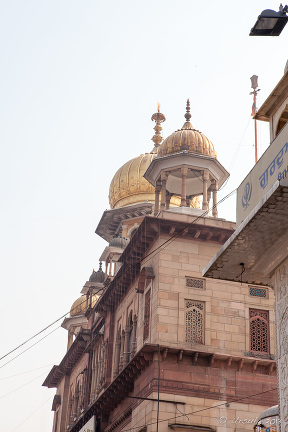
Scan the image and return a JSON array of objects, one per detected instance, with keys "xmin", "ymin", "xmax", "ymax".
[
  {"xmin": 185, "ymin": 300, "xmax": 204, "ymax": 344},
  {"xmin": 143, "ymin": 289, "xmax": 151, "ymax": 341},
  {"xmin": 249, "ymin": 286, "xmax": 267, "ymax": 298},
  {"xmin": 186, "ymin": 277, "xmax": 205, "ymax": 290},
  {"xmin": 249, "ymin": 309, "xmax": 269, "ymax": 353}
]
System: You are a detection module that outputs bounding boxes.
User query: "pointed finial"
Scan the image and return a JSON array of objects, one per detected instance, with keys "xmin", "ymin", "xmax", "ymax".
[
  {"xmin": 185, "ymin": 99, "xmax": 192, "ymax": 122},
  {"xmin": 99, "ymin": 262, "xmax": 102, "ymax": 271},
  {"xmin": 181, "ymin": 99, "xmax": 194, "ymax": 130},
  {"xmin": 151, "ymin": 103, "xmax": 166, "ymax": 153}
]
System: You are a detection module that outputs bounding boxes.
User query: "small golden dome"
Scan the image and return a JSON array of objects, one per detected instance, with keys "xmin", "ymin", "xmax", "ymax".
[
  {"xmin": 70, "ymin": 294, "xmax": 100, "ymax": 317},
  {"xmin": 158, "ymin": 100, "xmax": 216, "ymax": 158}
]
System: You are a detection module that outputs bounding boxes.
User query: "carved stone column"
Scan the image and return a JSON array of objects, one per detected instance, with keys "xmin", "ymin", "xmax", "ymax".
[
  {"xmin": 160, "ymin": 173, "xmax": 167, "ymax": 211},
  {"xmin": 154, "ymin": 179, "xmax": 161, "ymax": 215},
  {"xmin": 131, "ymin": 314, "xmax": 138, "ymax": 357},
  {"xmin": 181, "ymin": 167, "xmax": 188, "ymax": 207},
  {"xmin": 202, "ymin": 170, "xmax": 209, "ymax": 210},
  {"xmin": 166, "ymin": 192, "xmax": 172, "ymax": 210},
  {"xmin": 109, "ymin": 256, "xmax": 113, "ymax": 277},
  {"xmin": 212, "ymin": 179, "xmax": 218, "ymax": 218},
  {"xmin": 119, "ymin": 330, "xmax": 125, "ymax": 371},
  {"xmin": 67, "ymin": 330, "xmax": 74, "ymax": 351},
  {"xmin": 123, "ymin": 325, "xmax": 132, "ymax": 367},
  {"xmin": 113, "ymin": 332, "xmax": 121, "ymax": 379},
  {"xmin": 186, "ymin": 195, "xmax": 192, "ymax": 208}
]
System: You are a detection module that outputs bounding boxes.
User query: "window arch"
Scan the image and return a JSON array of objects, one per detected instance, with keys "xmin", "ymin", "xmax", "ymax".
[
  {"xmin": 185, "ymin": 300, "xmax": 204, "ymax": 344},
  {"xmin": 249, "ymin": 309, "xmax": 269, "ymax": 353}
]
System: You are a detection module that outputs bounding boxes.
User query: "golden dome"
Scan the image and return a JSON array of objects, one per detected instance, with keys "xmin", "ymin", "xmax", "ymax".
[
  {"xmin": 158, "ymin": 100, "xmax": 217, "ymax": 158},
  {"xmin": 70, "ymin": 294, "xmax": 100, "ymax": 317},
  {"xmin": 109, "ymin": 105, "xmax": 166, "ymax": 209},
  {"xmin": 109, "ymin": 152, "xmax": 156, "ymax": 209}
]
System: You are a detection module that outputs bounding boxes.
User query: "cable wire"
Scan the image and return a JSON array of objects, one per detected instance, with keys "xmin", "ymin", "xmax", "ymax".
[
  {"xmin": 0, "ymin": 287, "xmax": 104, "ymax": 364},
  {"xmin": 0, "ymin": 189, "xmax": 236, "ymax": 367},
  {"xmin": 0, "ymin": 371, "xmax": 49, "ymax": 400},
  {"xmin": 118, "ymin": 387, "xmax": 277, "ymax": 432}
]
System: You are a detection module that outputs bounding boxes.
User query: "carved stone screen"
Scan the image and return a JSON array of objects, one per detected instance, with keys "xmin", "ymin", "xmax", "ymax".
[
  {"xmin": 249, "ymin": 309, "xmax": 269, "ymax": 353},
  {"xmin": 186, "ymin": 277, "xmax": 205, "ymax": 289},
  {"xmin": 185, "ymin": 300, "xmax": 204, "ymax": 344},
  {"xmin": 249, "ymin": 286, "xmax": 267, "ymax": 298}
]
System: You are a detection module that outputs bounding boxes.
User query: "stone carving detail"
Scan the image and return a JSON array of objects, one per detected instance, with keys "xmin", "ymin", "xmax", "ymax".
[
  {"xmin": 186, "ymin": 277, "xmax": 205, "ymax": 289},
  {"xmin": 185, "ymin": 300, "xmax": 204, "ymax": 344},
  {"xmin": 280, "ymin": 355, "xmax": 288, "ymax": 386},
  {"xmin": 275, "ymin": 263, "xmax": 288, "ymax": 301},
  {"xmin": 249, "ymin": 309, "xmax": 269, "ymax": 353},
  {"xmin": 279, "ymin": 307, "xmax": 288, "ymax": 359}
]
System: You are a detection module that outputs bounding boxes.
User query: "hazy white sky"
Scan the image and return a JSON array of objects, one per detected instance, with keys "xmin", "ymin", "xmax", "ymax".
[{"xmin": 0, "ymin": 1, "xmax": 286, "ymax": 430}]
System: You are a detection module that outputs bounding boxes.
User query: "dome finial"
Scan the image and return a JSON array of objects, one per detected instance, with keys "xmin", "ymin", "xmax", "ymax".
[
  {"xmin": 185, "ymin": 99, "xmax": 192, "ymax": 122},
  {"xmin": 181, "ymin": 99, "xmax": 194, "ymax": 130},
  {"xmin": 151, "ymin": 103, "xmax": 166, "ymax": 153}
]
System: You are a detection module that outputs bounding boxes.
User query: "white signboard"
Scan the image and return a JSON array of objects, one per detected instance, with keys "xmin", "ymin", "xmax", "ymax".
[
  {"xmin": 237, "ymin": 123, "xmax": 288, "ymax": 227},
  {"xmin": 79, "ymin": 416, "xmax": 95, "ymax": 432}
]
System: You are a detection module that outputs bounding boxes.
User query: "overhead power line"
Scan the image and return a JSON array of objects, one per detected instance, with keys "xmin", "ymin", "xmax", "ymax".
[{"xmin": 0, "ymin": 189, "xmax": 236, "ymax": 367}]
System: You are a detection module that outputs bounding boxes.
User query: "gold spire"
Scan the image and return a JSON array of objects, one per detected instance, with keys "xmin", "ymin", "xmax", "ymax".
[
  {"xmin": 182, "ymin": 98, "xmax": 194, "ymax": 130},
  {"xmin": 151, "ymin": 103, "xmax": 166, "ymax": 153}
]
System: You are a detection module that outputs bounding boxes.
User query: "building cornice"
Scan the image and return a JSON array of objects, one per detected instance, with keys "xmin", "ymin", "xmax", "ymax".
[{"xmin": 42, "ymin": 329, "xmax": 90, "ymax": 388}]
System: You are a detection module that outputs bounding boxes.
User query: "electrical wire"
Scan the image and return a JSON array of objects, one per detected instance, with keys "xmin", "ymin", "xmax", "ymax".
[
  {"xmin": 0, "ymin": 287, "xmax": 104, "ymax": 364},
  {"xmin": 118, "ymin": 387, "xmax": 277, "ymax": 432},
  {"xmin": 10, "ymin": 395, "xmax": 53, "ymax": 432},
  {"xmin": 0, "ymin": 189, "xmax": 236, "ymax": 368},
  {"xmin": 0, "ymin": 371, "xmax": 49, "ymax": 400},
  {"xmin": 0, "ymin": 326, "xmax": 60, "ymax": 369},
  {"xmin": 0, "ymin": 189, "xmax": 236, "ymax": 369},
  {"xmin": 0, "ymin": 364, "xmax": 53, "ymax": 380}
]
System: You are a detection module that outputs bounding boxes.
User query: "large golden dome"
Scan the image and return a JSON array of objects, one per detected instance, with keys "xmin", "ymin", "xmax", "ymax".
[
  {"xmin": 109, "ymin": 152, "xmax": 156, "ymax": 209},
  {"xmin": 70, "ymin": 294, "xmax": 100, "ymax": 317},
  {"xmin": 158, "ymin": 100, "xmax": 216, "ymax": 158}
]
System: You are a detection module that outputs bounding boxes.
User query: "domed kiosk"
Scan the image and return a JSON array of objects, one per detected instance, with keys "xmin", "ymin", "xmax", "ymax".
[
  {"xmin": 144, "ymin": 100, "xmax": 229, "ymax": 217},
  {"xmin": 96, "ymin": 104, "xmax": 201, "ymax": 243}
]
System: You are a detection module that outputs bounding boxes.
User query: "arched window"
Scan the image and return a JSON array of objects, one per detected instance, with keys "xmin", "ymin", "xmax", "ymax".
[
  {"xmin": 249, "ymin": 309, "xmax": 269, "ymax": 353},
  {"xmin": 185, "ymin": 300, "xmax": 204, "ymax": 344}
]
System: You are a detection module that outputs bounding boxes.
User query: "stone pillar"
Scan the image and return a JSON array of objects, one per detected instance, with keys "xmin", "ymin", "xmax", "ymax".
[
  {"xmin": 119, "ymin": 330, "xmax": 125, "ymax": 371},
  {"xmin": 160, "ymin": 173, "xmax": 167, "ymax": 211},
  {"xmin": 113, "ymin": 332, "xmax": 121, "ymax": 379},
  {"xmin": 131, "ymin": 314, "xmax": 138, "ymax": 357},
  {"xmin": 109, "ymin": 256, "xmax": 113, "ymax": 277},
  {"xmin": 67, "ymin": 330, "xmax": 74, "ymax": 351},
  {"xmin": 212, "ymin": 180, "xmax": 218, "ymax": 218},
  {"xmin": 181, "ymin": 167, "xmax": 188, "ymax": 207},
  {"xmin": 166, "ymin": 192, "xmax": 171, "ymax": 210},
  {"xmin": 207, "ymin": 188, "xmax": 212, "ymax": 209},
  {"xmin": 105, "ymin": 261, "xmax": 108, "ymax": 278},
  {"xmin": 186, "ymin": 195, "xmax": 192, "ymax": 208},
  {"xmin": 123, "ymin": 325, "xmax": 132, "ymax": 367},
  {"xmin": 154, "ymin": 179, "xmax": 161, "ymax": 215},
  {"xmin": 202, "ymin": 171, "xmax": 209, "ymax": 210}
]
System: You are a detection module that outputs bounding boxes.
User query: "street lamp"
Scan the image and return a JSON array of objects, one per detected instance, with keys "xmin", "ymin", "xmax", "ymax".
[{"xmin": 250, "ymin": 4, "xmax": 288, "ymax": 36}]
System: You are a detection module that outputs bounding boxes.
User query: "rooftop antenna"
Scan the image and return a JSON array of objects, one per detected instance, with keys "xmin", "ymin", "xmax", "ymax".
[{"xmin": 250, "ymin": 75, "xmax": 261, "ymax": 163}]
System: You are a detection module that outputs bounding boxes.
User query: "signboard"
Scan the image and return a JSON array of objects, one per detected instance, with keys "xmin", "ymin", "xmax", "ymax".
[
  {"xmin": 236, "ymin": 123, "xmax": 288, "ymax": 227},
  {"xmin": 79, "ymin": 416, "xmax": 95, "ymax": 432}
]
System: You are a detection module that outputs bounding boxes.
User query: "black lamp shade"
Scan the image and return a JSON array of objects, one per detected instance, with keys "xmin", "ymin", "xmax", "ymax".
[{"xmin": 250, "ymin": 9, "xmax": 288, "ymax": 36}]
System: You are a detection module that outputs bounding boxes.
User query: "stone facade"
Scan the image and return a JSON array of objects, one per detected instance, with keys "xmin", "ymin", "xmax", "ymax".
[{"xmin": 43, "ymin": 103, "xmax": 278, "ymax": 432}]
